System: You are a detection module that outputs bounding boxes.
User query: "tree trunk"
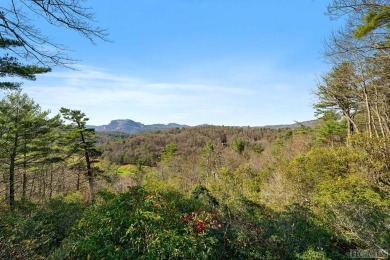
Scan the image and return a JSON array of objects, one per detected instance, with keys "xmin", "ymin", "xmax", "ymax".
[
  {"xmin": 49, "ymin": 165, "xmax": 53, "ymax": 199},
  {"xmin": 76, "ymin": 170, "xmax": 81, "ymax": 191},
  {"xmin": 4, "ymin": 172, "xmax": 10, "ymax": 204},
  {"xmin": 363, "ymin": 83, "xmax": 373, "ymax": 138},
  {"xmin": 80, "ymin": 131, "xmax": 95, "ymax": 202},
  {"xmin": 342, "ymin": 110, "xmax": 359, "ymax": 138},
  {"xmin": 29, "ymin": 171, "xmax": 36, "ymax": 200},
  {"xmin": 42, "ymin": 169, "xmax": 47, "ymax": 203},
  {"xmin": 9, "ymin": 133, "xmax": 18, "ymax": 208},
  {"xmin": 22, "ymin": 150, "xmax": 27, "ymax": 200},
  {"xmin": 9, "ymin": 156, "xmax": 15, "ymax": 208},
  {"xmin": 22, "ymin": 172, "xmax": 27, "ymax": 200},
  {"xmin": 87, "ymin": 171, "xmax": 95, "ymax": 203}
]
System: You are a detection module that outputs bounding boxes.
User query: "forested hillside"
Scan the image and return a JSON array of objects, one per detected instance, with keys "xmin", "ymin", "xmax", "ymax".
[{"xmin": 1, "ymin": 0, "xmax": 390, "ymax": 259}]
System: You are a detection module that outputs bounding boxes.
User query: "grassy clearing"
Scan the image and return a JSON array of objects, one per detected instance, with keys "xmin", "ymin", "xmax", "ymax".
[
  {"xmin": 116, "ymin": 164, "xmax": 153, "ymax": 177},
  {"xmin": 117, "ymin": 164, "xmax": 137, "ymax": 176}
]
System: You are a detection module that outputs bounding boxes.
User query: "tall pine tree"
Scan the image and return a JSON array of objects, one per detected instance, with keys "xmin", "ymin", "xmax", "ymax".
[
  {"xmin": 0, "ymin": 91, "xmax": 60, "ymax": 207},
  {"xmin": 60, "ymin": 108, "xmax": 101, "ymax": 203}
]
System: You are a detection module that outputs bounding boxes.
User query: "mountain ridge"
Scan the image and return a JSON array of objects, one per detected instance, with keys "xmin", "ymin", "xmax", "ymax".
[
  {"xmin": 88, "ymin": 119, "xmax": 316, "ymax": 134},
  {"xmin": 87, "ymin": 119, "xmax": 189, "ymax": 134}
]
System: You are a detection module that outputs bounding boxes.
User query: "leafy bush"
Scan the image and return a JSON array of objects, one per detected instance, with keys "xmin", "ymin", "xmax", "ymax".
[
  {"xmin": 314, "ymin": 173, "xmax": 390, "ymax": 249},
  {"xmin": 219, "ymin": 201, "xmax": 344, "ymax": 259},
  {"xmin": 52, "ymin": 187, "xmax": 226, "ymax": 259},
  {"xmin": 286, "ymin": 146, "xmax": 354, "ymax": 199},
  {"xmin": 0, "ymin": 198, "xmax": 84, "ymax": 259},
  {"xmin": 231, "ymin": 138, "xmax": 246, "ymax": 154}
]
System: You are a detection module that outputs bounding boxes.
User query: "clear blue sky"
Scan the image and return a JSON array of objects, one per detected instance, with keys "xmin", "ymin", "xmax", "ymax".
[{"xmin": 21, "ymin": 0, "xmax": 339, "ymax": 126}]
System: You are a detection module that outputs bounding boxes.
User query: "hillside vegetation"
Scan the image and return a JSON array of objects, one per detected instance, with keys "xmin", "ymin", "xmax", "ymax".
[
  {"xmin": 1, "ymin": 0, "xmax": 390, "ymax": 259},
  {"xmin": 1, "ymin": 115, "xmax": 389, "ymax": 258}
]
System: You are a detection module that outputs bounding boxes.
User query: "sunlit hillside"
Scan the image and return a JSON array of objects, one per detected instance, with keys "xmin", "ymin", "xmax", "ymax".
[{"xmin": 1, "ymin": 0, "xmax": 389, "ymax": 259}]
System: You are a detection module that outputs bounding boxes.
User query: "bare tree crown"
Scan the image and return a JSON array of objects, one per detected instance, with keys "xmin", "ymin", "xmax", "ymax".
[{"xmin": 0, "ymin": 0, "xmax": 108, "ymax": 67}]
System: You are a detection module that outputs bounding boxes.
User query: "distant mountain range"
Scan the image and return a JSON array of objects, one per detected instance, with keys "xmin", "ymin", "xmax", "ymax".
[
  {"xmin": 260, "ymin": 120, "xmax": 316, "ymax": 129},
  {"xmin": 88, "ymin": 119, "xmax": 316, "ymax": 135},
  {"xmin": 87, "ymin": 119, "xmax": 189, "ymax": 134}
]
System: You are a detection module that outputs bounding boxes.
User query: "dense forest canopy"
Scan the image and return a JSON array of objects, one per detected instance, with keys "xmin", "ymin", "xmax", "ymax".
[{"xmin": 0, "ymin": 0, "xmax": 390, "ymax": 259}]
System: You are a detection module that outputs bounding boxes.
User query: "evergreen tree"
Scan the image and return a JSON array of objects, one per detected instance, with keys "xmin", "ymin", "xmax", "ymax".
[
  {"xmin": 315, "ymin": 62, "xmax": 360, "ymax": 137},
  {"xmin": 355, "ymin": 4, "xmax": 390, "ymax": 39},
  {"xmin": 0, "ymin": 39, "xmax": 50, "ymax": 90},
  {"xmin": 60, "ymin": 108, "xmax": 101, "ymax": 202},
  {"xmin": 0, "ymin": 90, "xmax": 60, "ymax": 207}
]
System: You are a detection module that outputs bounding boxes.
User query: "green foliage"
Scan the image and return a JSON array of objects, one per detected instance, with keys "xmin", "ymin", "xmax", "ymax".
[
  {"xmin": 286, "ymin": 146, "xmax": 355, "ymax": 198},
  {"xmin": 314, "ymin": 173, "xmax": 390, "ymax": 248},
  {"xmin": 53, "ymin": 188, "xmax": 225, "ymax": 259},
  {"xmin": 0, "ymin": 81, "xmax": 22, "ymax": 90},
  {"xmin": 314, "ymin": 62, "xmax": 359, "ymax": 137},
  {"xmin": 270, "ymin": 130, "xmax": 295, "ymax": 157},
  {"xmin": 161, "ymin": 143, "xmax": 177, "ymax": 161},
  {"xmin": 220, "ymin": 202, "xmax": 343, "ymax": 259},
  {"xmin": 0, "ymin": 55, "xmax": 51, "ymax": 81},
  {"xmin": 0, "ymin": 90, "xmax": 61, "ymax": 206},
  {"xmin": 355, "ymin": 5, "xmax": 390, "ymax": 38},
  {"xmin": 296, "ymin": 247, "xmax": 330, "ymax": 260},
  {"xmin": 314, "ymin": 111, "xmax": 347, "ymax": 145},
  {"xmin": 271, "ymin": 136, "xmax": 285, "ymax": 156},
  {"xmin": 0, "ymin": 40, "xmax": 51, "ymax": 90},
  {"xmin": 231, "ymin": 138, "xmax": 246, "ymax": 153},
  {"xmin": 349, "ymin": 134, "xmax": 390, "ymax": 193},
  {"xmin": 191, "ymin": 185, "xmax": 219, "ymax": 208},
  {"xmin": 62, "ymin": 191, "xmax": 84, "ymax": 203},
  {"xmin": 0, "ymin": 198, "xmax": 84, "ymax": 259},
  {"xmin": 208, "ymin": 164, "xmax": 262, "ymax": 211},
  {"xmin": 5, "ymin": 2, "xmax": 390, "ymax": 259},
  {"xmin": 60, "ymin": 107, "xmax": 101, "ymax": 202},
  {"xmin": 252, "ymin": 143, "xmax": 264, "ymax": 154},
  {"xmin": 101, "ymin": 125, "xmax": 285, "ymax": 167}
]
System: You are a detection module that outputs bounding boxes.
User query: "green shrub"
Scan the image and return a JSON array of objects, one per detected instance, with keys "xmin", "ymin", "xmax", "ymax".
[
  {"xmin": 314, "ymin": 173, "xmax": 390, "ymax": 249},
  {"xmin": 220, "ymin": 201, "xmax": 343, "ymax": 259},
  {"xmin": 0, "ymin": 198, "xmax": 84, "ymax": 259},
  {"xmin": 52, "ymin": 187, "xmax": 226, "ymax": 259},
  {"xmin": 296, "ymin": 247, "xmax": 330, "ymax": 260},
  {"xmin": 231, "ymin": 138, "xmax": 246, "ymax": 154}
]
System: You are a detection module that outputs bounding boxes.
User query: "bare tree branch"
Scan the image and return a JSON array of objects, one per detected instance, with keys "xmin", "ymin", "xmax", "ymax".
[{"xmin": 0, "ymin": 0, "xmax": 109, "ymax": 67}]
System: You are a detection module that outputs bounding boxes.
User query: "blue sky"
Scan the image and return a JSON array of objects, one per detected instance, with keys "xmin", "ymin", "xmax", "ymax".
[{"xmin": 21, "ymin": 0, "xmax": 339, "ymax": 126}]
